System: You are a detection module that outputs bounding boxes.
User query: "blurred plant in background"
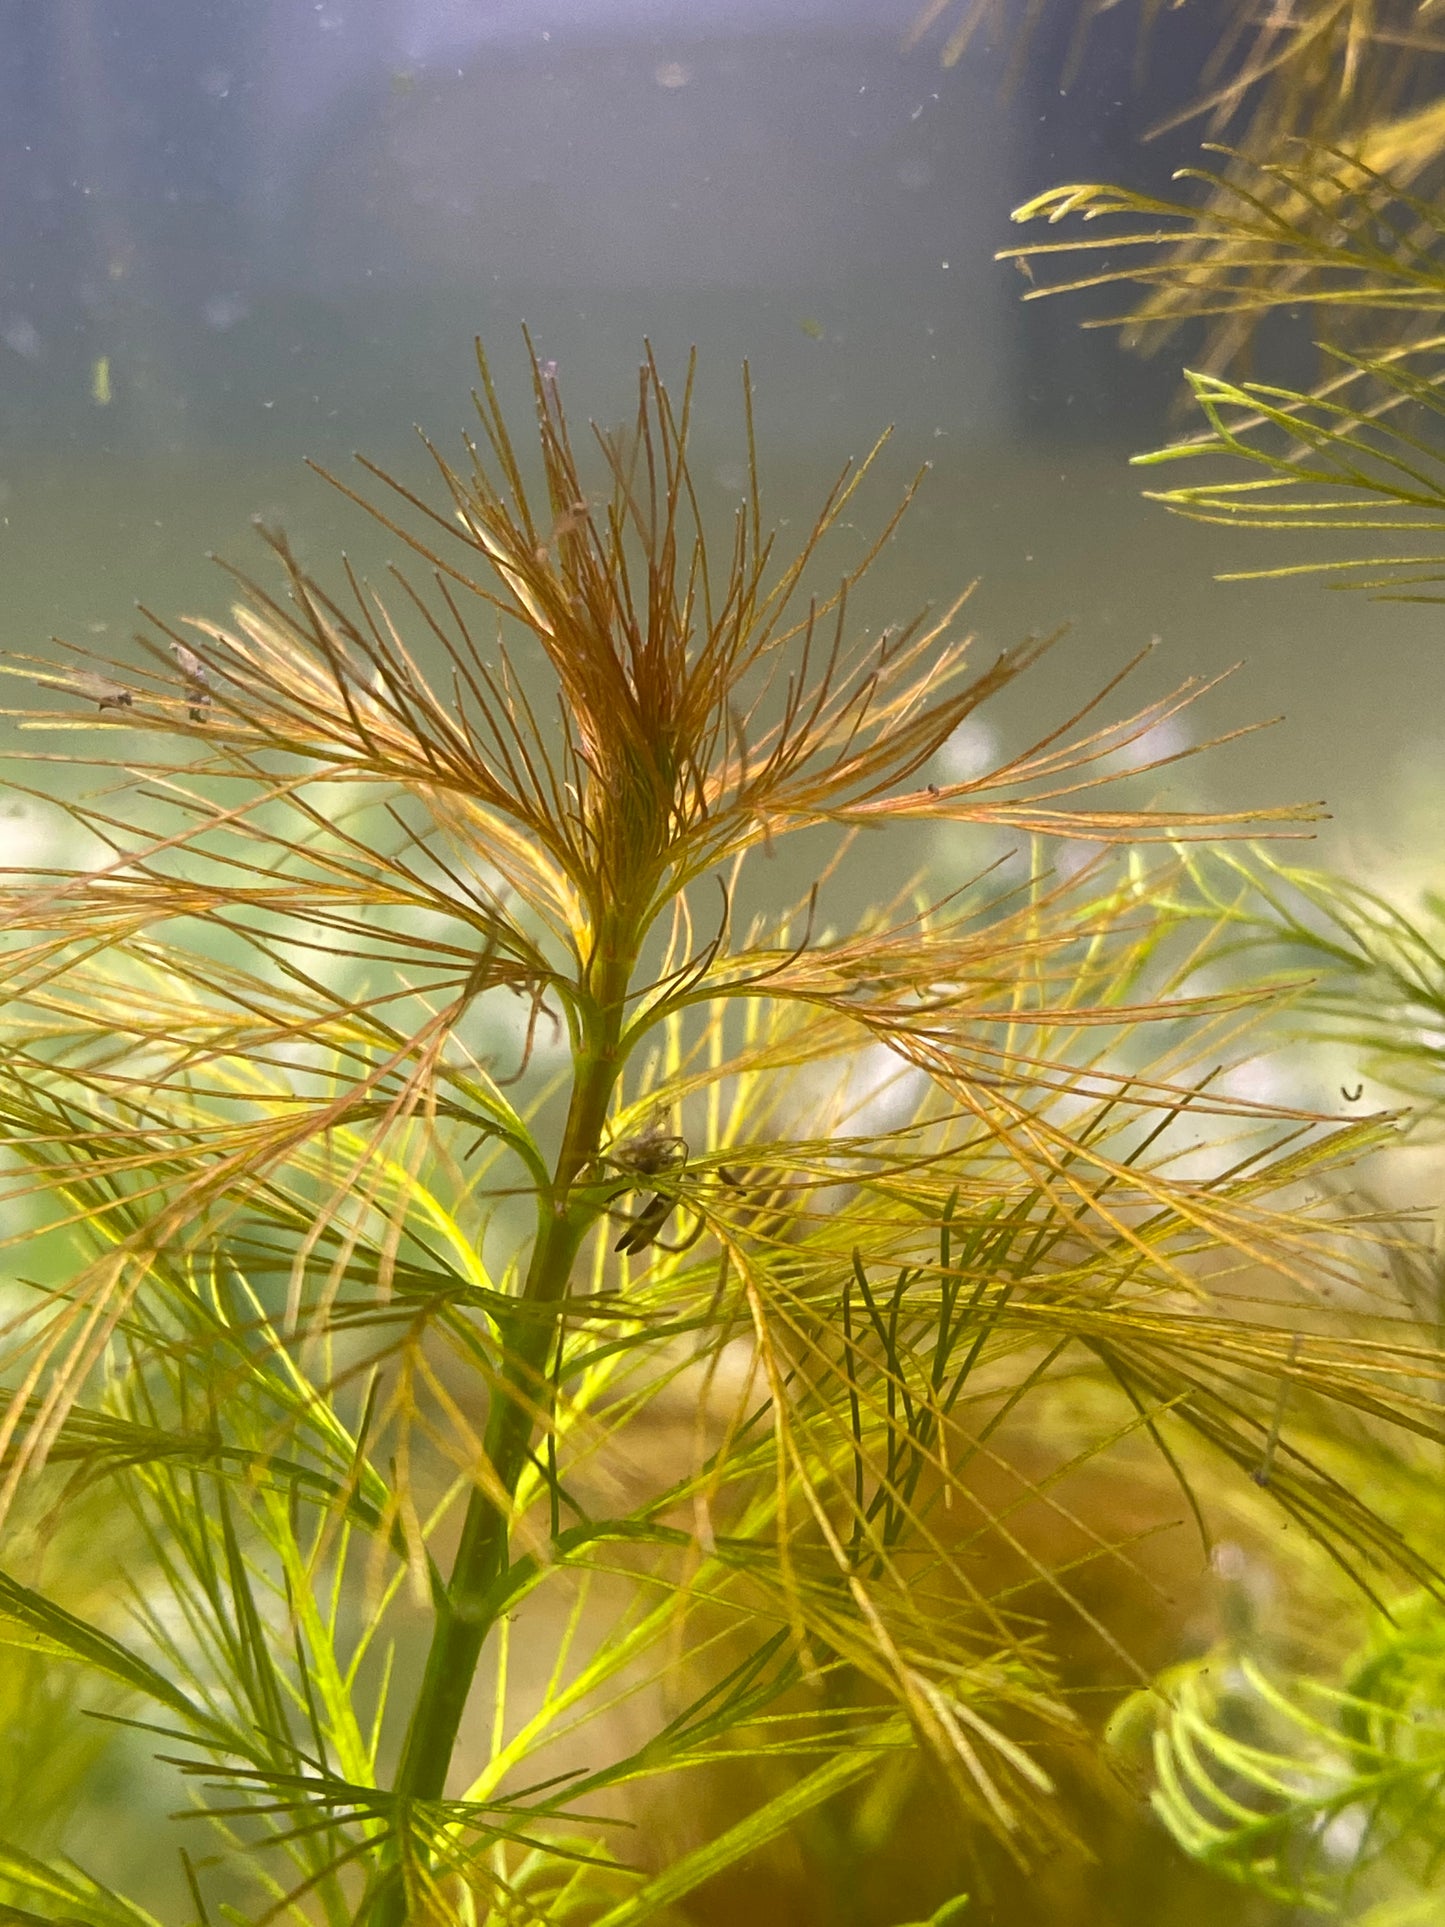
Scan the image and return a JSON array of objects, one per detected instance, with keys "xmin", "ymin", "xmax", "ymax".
[
  {"xmin": 957, "ymin": 5, "xmax": 1445, "ymax": 1919},
  {"xmin": 918, "ymin": 0, "xmax": 1445, "ymax": 373},
  {"xmin": 915, "ymin": 0, "xmax": 1440, "ymax": 141},
  {"xmin": 1106, "ymin": 1591, "xmax": 1445, "ymax": 1918},
  {"xmin": 0, "ymin": 337, "xmax": 1440, "ymax": 1927},
  {"xmin": 1097, "ymin": 847, "xmax": 1445, "ymax": 1918},
  {"xmin": 996, "ymin": 7, "xmax": 1445, "ymax": 595}
]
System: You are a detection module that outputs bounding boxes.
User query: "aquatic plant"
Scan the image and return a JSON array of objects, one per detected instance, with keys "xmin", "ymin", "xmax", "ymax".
[
  {"xmin": 919, "ymin": 0, "xmax": 1445, "ymax": 385},
  {"xmin": 911, "ymin": 0, "xmax": 1436, "ymax": 129},
  {"xmin": 973, "ymin": 11, "xmax": 1445, "ymax": 1909},
  {"xmin": 1102, "ymin": 1590, "xmax": 1445, "ymax": 1916},
  {"xmin": 1001, "ymin": 19, "xmax": 1445, "ymax": 593},
  {"xmin": 0, "ymin": 343, "xmax": 1440, "ymax": 1926}
]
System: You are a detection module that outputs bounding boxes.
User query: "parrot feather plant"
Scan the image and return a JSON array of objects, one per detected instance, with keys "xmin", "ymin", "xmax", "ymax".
[{"xmin": 0, "ymin": 341, "xmax": 1441, "ymax": 1927}]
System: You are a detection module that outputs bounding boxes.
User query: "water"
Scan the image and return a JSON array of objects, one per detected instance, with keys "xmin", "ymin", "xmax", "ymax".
[{"xmin": 5, "ymin": 6, "xmax": 1443, "ymax": 1920}]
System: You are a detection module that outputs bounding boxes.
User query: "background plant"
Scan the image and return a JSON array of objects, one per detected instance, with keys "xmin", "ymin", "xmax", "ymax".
[{"xmin": 981, "ymin": 12, "xmax": 1445, "ymax": 1914}]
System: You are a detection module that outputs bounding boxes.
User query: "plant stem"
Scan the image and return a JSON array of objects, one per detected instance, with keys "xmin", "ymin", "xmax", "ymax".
[{"xmin": 368, "ymin": 926, "xmax": 636, "ymax": 1924}]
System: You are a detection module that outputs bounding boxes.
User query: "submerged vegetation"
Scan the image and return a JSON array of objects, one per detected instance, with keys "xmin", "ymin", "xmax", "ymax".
[
  {"xmin": 2, "ymin": 9, "xmax": 1445, "ymax": 1927},
  {"xmin": 951, "ymin": 5, "xmax": 1445, "ymax": 1918},
  {"xmin": 2, "ymin": 337, "xmax": 1445, "ymax": 1925}
]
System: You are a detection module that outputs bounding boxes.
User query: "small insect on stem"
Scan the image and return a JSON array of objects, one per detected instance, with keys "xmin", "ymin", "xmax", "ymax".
[
  {"xmin": 534, "ymin": 500, "xmax": 592, "ymax": 564},
  {"xmin": 600, "ymin": 1123, "xmax": 689, "ymax": 1255},
  {"xmin": 170, "ymin": 640, "xmax": 212, "ymax": 723},
  {"xmin": 614, "ymin": 1192, "xmax": 674, "ymax": 1256},
  {"xmin": 53, "ymin": 670, "xmax": 133, "ymax": 712}
]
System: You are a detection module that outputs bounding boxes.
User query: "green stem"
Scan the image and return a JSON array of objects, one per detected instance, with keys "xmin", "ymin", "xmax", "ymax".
[{"xmin": 367, "ymin": 926, "xmax": 636, "ymax": 1924}]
